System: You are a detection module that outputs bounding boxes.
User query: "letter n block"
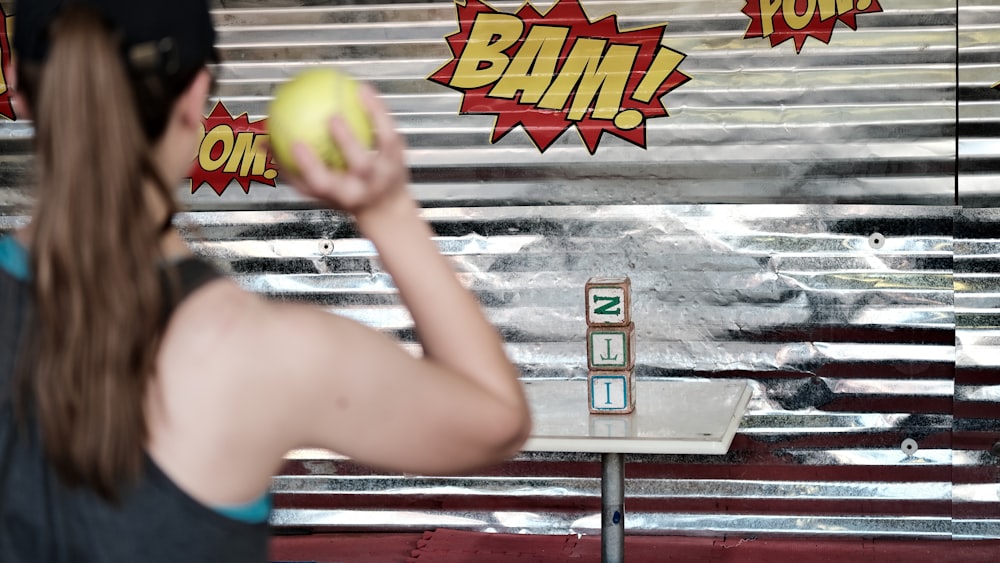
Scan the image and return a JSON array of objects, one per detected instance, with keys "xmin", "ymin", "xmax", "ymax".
[
  {"xmin": 587, "ymin": 323, "xmax": 635, "ymax": 371},
  {"xmin": 586, "ymin": 277, "xmax": 631, "ymax": 326},
  {"xmin": 588, "ymin": 370, "xmax": 636, "ymax": 414}
]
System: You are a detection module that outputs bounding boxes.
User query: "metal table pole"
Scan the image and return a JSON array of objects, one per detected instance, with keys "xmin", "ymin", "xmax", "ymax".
[{"xmin": 601, "ymin": 452, "xmax": 625, "ymax": 563}]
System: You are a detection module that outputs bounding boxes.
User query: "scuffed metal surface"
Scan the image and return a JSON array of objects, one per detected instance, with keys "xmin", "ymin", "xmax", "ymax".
[
  {"xmin": 959, "ymin": 0, "xmax": 1000, "ymax": 206},
  {"xmin": 175, "ymin": 203, "xmax": 962, "ymax": 538},
  {"xmin": 954, "ymin": 208, "xmax": 1000, "ymax": 540}
]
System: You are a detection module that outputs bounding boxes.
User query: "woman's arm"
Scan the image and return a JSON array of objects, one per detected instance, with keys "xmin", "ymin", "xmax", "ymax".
[
  {"xmin": 150, "ymin": 81, "xmax": 529, "ymax": 510},
  {"xmin": 255, "ymin": 83, "xmax": 530, "ymax": 473}
]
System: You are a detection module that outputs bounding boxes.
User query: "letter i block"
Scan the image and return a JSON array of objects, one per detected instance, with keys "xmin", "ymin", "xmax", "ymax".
[
  {"xmin": 587, "ymin": 323, "xmax": 635, "ymax": 371},
  {"xmin": 588, "ymin": 370, "xmax": 636, "ymax": 414},
  {"xmin": 586, "ymin": 277, "xmax": 631, "ymax": 326}
]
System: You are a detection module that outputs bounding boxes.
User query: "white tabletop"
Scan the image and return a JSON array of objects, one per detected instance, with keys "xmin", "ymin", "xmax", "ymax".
[{"xmin": 521, "ymin": 379, "xmax": 752, "ymax": 455}]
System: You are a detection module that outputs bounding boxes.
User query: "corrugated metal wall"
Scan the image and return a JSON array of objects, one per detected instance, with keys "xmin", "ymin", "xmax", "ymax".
[
  {"xmin": 958, "ymin": 0, "xmax": 999, "ymax": 542},
  {"xmin": 1, "ymin": 0, "xmax": 999, "ymax": 542}
]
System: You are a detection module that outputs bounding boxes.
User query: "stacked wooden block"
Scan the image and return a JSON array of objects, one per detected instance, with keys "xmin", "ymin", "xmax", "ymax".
[{"xmin": 585, "ymin": 277, "xmax": 635, "ymax": 414}]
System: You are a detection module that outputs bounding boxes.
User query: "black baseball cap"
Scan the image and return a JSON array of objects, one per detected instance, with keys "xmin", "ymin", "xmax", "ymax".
[{"xmin": 13, "ymin": 0, "xmax": 217, "ymax": 76}]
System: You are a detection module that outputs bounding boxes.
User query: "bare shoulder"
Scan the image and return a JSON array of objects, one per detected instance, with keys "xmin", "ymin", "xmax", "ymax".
[
  {"xmin": 158, "ymin": 277, "xmax": 263, "ymax": 363},
  {"xmin": 149, "ymin": 278, "xmax": 296, "ymax": 503},
  {"xmin": 163, "ymin": 278, "xmax": 362, "ymax": 362},
  {"xmin": 152, "ymin": 274, "xmax": 383, "ymax": 460},
  {"xmin": 155, "ymin": 276, "xmax": 367, "ymax": 412}
]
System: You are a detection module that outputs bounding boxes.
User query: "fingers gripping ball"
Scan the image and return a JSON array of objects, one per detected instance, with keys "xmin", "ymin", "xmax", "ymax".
[{"xmin": 268, "ymin": 68, "xmax": 374, "ymax": 173}]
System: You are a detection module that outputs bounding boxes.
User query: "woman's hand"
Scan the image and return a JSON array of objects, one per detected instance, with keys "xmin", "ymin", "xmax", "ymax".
[{"xmin": 283, "ymin": 83, "xmax": 411, "ymax": 218}]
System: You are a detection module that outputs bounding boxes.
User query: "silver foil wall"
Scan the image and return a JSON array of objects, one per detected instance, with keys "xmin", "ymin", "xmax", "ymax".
[{"xmin": 1, "ymin": 0, "xmax": 998, "ymax": 541}]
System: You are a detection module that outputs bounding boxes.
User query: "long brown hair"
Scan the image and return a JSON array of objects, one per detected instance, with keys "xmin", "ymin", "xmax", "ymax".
[{"xmin": 18, "ymin": 5, "xmax": 200, "ymax": 500}]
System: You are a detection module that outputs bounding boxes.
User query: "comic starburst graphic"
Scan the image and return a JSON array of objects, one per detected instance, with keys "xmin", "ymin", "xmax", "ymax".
[
  {"xmin": 743, "ymin": 0, "xmax": 883, "ymax": 53},
  {"xmin": 429, "ymin": 0, "xmax": 690, "ymax": 153}
]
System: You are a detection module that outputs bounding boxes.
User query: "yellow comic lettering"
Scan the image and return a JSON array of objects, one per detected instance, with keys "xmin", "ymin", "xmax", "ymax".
[
  {"xmin": 784, "ymin": 0, "xmax": 817, "ymax": 30},
  {"xmin": 539, "ymin": 39, "xmax": 638, "ymax": 121},
  {"xmin": 817, "ymin": 0, "xmax": 855, "ymax": 20},
  {"xmin": 451, "ymin": 13, "xmax": 522, "ymax": 89},
  {"xmin": 581, "ymin": 43, "xmax": 639, "ymax": 121},
  {"xmin": 633, "ymin": 47, "xmax": 685, "ymax": 103},
  {"xmin": 759, "ymin": 0, "xmax": 783, "ymax": 37},
  {"xmin": 490, "ymin": 25, "xmax": 568, "ymax": 104},
  {"xmin": 224, "ymin": 132, "xmax": 276, "ymax": 179},
  {"xmin": 199, "ymin": 124, "xmax": 234, "ymax": 172}
]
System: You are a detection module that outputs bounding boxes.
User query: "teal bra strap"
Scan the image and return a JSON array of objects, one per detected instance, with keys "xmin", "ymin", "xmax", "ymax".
[
  {"xmin": 213, "ymin": 493, "xmax": 272, "ymax": 524},
  {"xmin": 0, "ymin": 236, "xmax": 29, "ymax": 281}
]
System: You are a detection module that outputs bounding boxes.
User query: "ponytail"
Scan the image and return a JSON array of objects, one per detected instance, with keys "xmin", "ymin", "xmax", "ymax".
[{"xmin": 20, "ymin": 5, "xmax": 181, "ymax": 500}]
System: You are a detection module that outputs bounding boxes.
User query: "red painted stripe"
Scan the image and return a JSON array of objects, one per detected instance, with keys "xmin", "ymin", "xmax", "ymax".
[
  {"xmin": 954, "ymin": 401, "xmax": 1000, "ymax": 419},
  {"xmin": 956, "ymin": 368, "xmax": 1000, "ymax": 386},
  {"xmin": 269, "ymin": 531, "xmax": 1000, "ymax": 563}
]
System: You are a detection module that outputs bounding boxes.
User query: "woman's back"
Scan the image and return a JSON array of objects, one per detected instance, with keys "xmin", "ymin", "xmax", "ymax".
[{"xmin": 0, "ymin": 241, "xmax": 269, "ymax": 562}]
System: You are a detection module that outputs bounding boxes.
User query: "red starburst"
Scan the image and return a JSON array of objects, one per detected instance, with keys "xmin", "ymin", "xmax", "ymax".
[
  {"xmin": 0, "ymin": 5, "xmax": 16, "ymax": 121},
  {"xmin": 743, "ymin": 0, "xmax": 883, "ymax": 53},
  {"xmin": 189, "ymin": 102, "xmax": 278, "ymax": 195},
  {"xmin": 429, "ymin": 0, "xmax": 690, "ymax": 154}
]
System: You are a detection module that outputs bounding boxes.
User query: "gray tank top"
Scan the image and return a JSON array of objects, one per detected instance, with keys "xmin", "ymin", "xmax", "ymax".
[{"xmin": 0, "ymin": 237, "xmax": 269, "ymax": 562}]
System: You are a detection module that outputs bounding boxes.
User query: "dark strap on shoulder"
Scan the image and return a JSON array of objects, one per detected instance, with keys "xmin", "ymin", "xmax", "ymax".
[{"xmin": 159, "ymin": 257, "xmax": 224, "ymax": 324}]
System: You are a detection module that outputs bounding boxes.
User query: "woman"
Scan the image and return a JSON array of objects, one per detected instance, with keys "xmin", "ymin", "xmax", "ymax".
[{"xmin": 0, "ymin": 0, "xmax": 531, "ymax": 560}]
